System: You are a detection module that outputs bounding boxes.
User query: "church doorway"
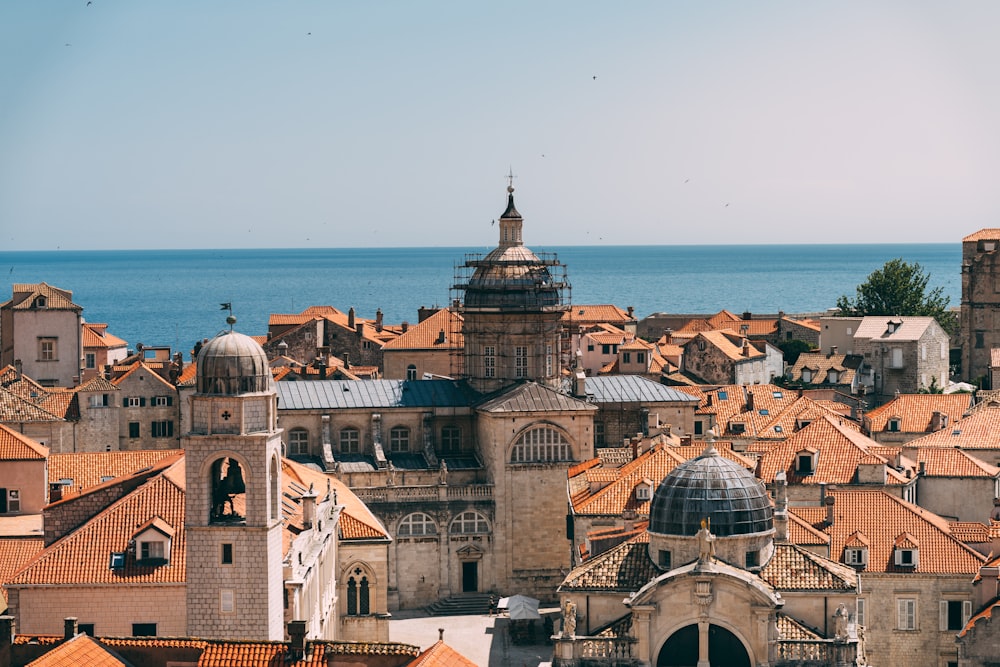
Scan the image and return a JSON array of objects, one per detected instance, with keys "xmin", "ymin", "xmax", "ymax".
[
  {"xmin": 657, "ymin": 623, "xmax": 750, "ymax": 667},
  {"xmin": 462, "ymin": 561, "xmax": 478, "ymax": 592}
]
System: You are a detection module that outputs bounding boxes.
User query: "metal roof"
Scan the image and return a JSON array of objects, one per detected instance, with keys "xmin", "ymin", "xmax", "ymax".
[
  {"xmin": 276, "ymin": 379, "xmax": 479, "ymax": 410},
  {"xmin": 583, "ymin": 376, "xmax": 701, "ymax": 404}
]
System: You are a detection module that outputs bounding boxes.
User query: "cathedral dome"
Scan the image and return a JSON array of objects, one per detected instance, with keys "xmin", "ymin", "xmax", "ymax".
[
  {"xmin": 196, "ymin": 330, "xmax": 273, "ymax": 395},
  {"xmin": 649, "ymin": 444, "xmax": 773, "ymax": 538}
]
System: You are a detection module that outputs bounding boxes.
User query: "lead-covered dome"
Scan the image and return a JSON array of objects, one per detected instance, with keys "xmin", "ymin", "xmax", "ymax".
[
  {"xmin": 196, "ymin": 330, "xmax": 273, "ymax": 395},
  {"xmin": 649, "ymin": 444, "xmax": 773, "ymax": 537}
]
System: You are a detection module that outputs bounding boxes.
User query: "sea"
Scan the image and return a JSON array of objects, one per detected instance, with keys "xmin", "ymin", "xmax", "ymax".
[{"xmin": 0, "ymin": 244, "xmax": 960, "ymax": 354}]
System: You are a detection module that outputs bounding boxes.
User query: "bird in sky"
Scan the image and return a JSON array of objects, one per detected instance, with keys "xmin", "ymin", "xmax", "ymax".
[{"xmin": 86, "ymin": 1, "xmax": 92, "ymax": 5}]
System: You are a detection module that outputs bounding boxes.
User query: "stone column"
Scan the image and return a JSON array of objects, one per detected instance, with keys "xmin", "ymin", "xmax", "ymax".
[
  {"xmin": 631, "ymin": 605, "xmax": 654, "ymax": 666},
  {"xmin": 698, "ymin": 620, "xmax": 710, "ymax": 667}
]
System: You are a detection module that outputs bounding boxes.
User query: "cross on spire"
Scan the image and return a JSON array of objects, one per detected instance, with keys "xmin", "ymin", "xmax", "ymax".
[{"xmin": 506, "ymin": 167, "xmax": 516, "ymax": 190}]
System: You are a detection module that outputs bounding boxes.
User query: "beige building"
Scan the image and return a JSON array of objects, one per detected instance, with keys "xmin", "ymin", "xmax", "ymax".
[
  {"xmin": 1, "ymin": 283, "xmax": 84, "ymax": 388},
  {"xmin": 381, "ymin": 308, "xmax": 463, "ymax": 380},
  {"xmin": 0, "ymin": 424, "xmax": 48, "ymax": 515},
  {"xmin": 112, "ymin": 361, "xmax": 180, "ymax": 451}
]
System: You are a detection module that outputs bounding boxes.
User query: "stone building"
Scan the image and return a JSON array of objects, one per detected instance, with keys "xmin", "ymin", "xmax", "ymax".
[
  {"xmin": 0, "ymin": 283, "xmax": 84, "ymax": 388},
  {"xmin": 112, "ymin": 362, "xmax": 180, "ymax": 451},
  {"xmin": 961, "ymin": 228, "xmax": 1000, "ymax": 384},
  {"xmin": 681, "ymin": 330, "xmax": 783, "ymax": 386},
  {"xmin": 0, "ymin": 424, "xmax": 48, "ymax": 515}
]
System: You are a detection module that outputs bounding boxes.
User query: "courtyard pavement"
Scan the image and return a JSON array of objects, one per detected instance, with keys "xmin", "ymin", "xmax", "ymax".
[{"xmin": 390, "ymin": 606, "xmax": 559, "ymax": 667}]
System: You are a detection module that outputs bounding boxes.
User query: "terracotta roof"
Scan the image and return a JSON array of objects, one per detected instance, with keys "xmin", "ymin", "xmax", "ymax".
[
  {"xmin": 48, "ymin": 450, "xmax": 183, "ymax": 499},
  {"xmin": 571, "ymin": 446, "xmax": 688, "ymax": 516},
  {"xmin": 560, "ymin": 533, "xmax": 657, "ymax": 592},
  {"xmin": 789, "ymin": 489, "xmax": 986, "ymax": 574},
  {"xmin": 382, "ymin": 308, "xmax": 463, "ymax": 351},
  {"xmin": 688, "ymin": 330, "xmax": 765, "ymax": 363},
  {"xmin": 759, "ymin": 542, "xmax": 857, "ymax": 591},
  {"xmin": 8, "ymin": 467, "xmax": 188, "ymax": 586},
  {"xmin": 0, "ymin": 365, "xmax": 52, "ymax": 401},
  {"xmin": 0, "ymin": 536, "xmax": 44, "ymax": 603},
  {"xmin": 913, "ymin": 447, "xmax": 999, "ymax": 477},
  {"xmin": 963, "ymin": 229, "xmax": 1000, "ymax": 242},
  {"xmin": 408, "ymin": 639, "xmax": 478, "ymax": 667},
  {"xmin": 787, "ymin": 352, "xmax": 859, "ymax": 386},
  {"xmin": 37, "ymin": 390, "xmax": 78, "ymax": 421},
  {"xmin": 0, "ymin": 423, "xmax": 49, "ymax": 459},
  {"xmin": 282, "ymin": 458, "xmax": 389, "ymax": 542},
  {"xmin": 961, "ymin": 598, "xmax": 1000, "ymax": 638},
  {"xmin": 0, "ymin": 386, "xmax": 64, "ymax": 423},
  {"xmin": 4, "ymin": 283, "xmax": 81, "ymax": 311},
  {"xmin": 83, "ymin": 323, "xmax": 128, "ymax": 350},
  {"xmin": 111, "ymin": 362, "xmax": 176, "ymax": 390},
  {"xmin": 906, "ymin": 404, "xmax": 1000, "ymax": 449},
  {"xmin": 77, "ymin": 376, "xmax": 120, "ymax": 393},
  {"xmin": 787, "ymin": 512, "xmax": 831, "ymax": 546},
  {"xmin": 853, "ymin": 316, "xmax": 938, "ymax": 341},
  {"xmin": 865, "ymin": 393, "xmax": 973, "ymax": 433},
  {"xmin": 561, "ymin": 305, "xmax": 635, "ymax": 325},
  {"xmin": 754, "ymin": 396, "xmax": 857, "ymax": 440},
  {"xmin": 776, "ymin": 613, "xmax": 823, "ymax": 640},
  {"xmin": 949, "ymin": 522, "xmax": 991, "ymax": 544},
  {"xmin": 756, "ymin": 415, "xmax": 906, "ymax": 485},
  {"xmin": 26, "ymin": 634, "xmax": 130, "ymax": 667}
]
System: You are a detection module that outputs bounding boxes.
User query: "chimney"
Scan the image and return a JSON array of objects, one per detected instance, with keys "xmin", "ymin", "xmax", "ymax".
[
  {"xmin": 348, "ymin": 307, "xmax": 356, "ymax": 329},
  {"xmin": 572, "ymin": 370, "xmax": 586, "ymax": 398},
  {"xmin": 343, "ymin": 353, "xmax": 351, "ymax": 369},
  {"xmin": 742, "ymin": 311, "xmax": 752, "ymax": 320},
  {"xmin": 13, "ymin": 359, "xmax": 22, "ymax": 380},
  {"xmin": 64, "ymin": 617, "xmax": 78, "ymax": 641},
  {"xmin": 825, "ymin": 494, "xmax": 836, "ymax": 525},
  {"xmin": 287, "ymin": 620, "xmax": 307, "ymax": 659},
  {"xmin": 742, "ymin": 340, "xmax": 751, "ymax": 357},
  {"xmin": 401, "ymin": 321, "xmax": 409, "ymax": 333},
  {"xmin": 829, "ymin": 345, "xmax": 838, "ymax": 357},
  {"xmin": 438, "ymin": 628, "xmax": 445, "ymax": 641},
  {"xmin": 746, "ymin": 391, "xmax": 754, "ymax": 412},
  {"xmin": 706, "ymin": 393, "xmax": 713, "ymax": 407},
  {"xmin": 918, "ymin": 461, "xmax": 926, "ymax": 476},
  {"xmin": 355, "ymin": 322, "xmax": 364, "ymax": 337},
  {"xmin": 773, "ymin": 471, "xmax": 788, "ymax": 541},
  {"xmin": 301, "ymin": 484, "xmax": 317, "ymax": 529},
  {"xmin": 627, "ymin": 306, "xmax": 634, "ymax": 318},
  {"xmin": 375, "ymin": 308, "xmax": 383, "ymax": 331},
  {"xmin": 49, "ymin": 483, "xmax": 63, "ymax": 503},
  {"xmin": 663, "ymin": 328, "xmax": 672, "ymax": 344}
]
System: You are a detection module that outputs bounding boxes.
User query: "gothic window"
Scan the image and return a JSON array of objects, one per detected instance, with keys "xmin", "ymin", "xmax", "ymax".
[
  {"xmin": 399, "ymin": 512, "xmax": 437, "ymax": 536},
  {"xmin": 340, "ymin": 427, "xmax": 360, "ymax": 453},
  {"xmin": 347, "ymin": 577, "xmax": 357, "ymax": 615},
  {"xmin": 346, "ymin": 569, "xmax": 372, "ymax": 616},
  {"xmin": 389, "ymin": 426, "xmax": 410, "ymax": 452},
  {"xmin": 510, "ymin": 426, "xmax": 572, "ymax": 463},
  {"xmin": 288, "ymin": 428, "xmax": 309, "ymax": 455},
  {"xmin": 441, "ymin": 426, "xmax": 461, "ymax": 453},
  {"xmin": 450, "ymin": 511, "xmax": 489, "ymax": 534}
]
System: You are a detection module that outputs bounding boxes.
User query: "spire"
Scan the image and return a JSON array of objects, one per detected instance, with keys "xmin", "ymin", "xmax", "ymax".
[{"xmin": 498, "ymin": 169, "xmax": 523, "ymax": 248}]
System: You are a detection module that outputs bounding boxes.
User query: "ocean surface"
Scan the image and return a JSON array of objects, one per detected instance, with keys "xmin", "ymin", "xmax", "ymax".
[{"xmin": 0, "ymin": 244, "xmax": 960, "ymax": 354}]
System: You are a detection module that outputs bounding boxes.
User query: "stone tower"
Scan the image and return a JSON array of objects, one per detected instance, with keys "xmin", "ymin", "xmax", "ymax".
[
  {"xmin": 184, "ymin": 329, "xmax": 285, "ymax": 640},
  {"xmin": 961, "ymin": 229, "xmax": 1000, "ymax": 384},
  {"xmin": 454, "ymin": 184, "xmax": 570, "ymax": 393}
]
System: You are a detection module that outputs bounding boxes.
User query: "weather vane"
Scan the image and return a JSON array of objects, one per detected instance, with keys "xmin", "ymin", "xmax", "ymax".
[{"xmin": 220, "ymin": 302, "xmax": 236, "ymax": 330}]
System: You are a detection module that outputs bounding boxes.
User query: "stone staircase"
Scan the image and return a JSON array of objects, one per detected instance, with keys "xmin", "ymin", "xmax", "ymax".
[{"xmin": 425, "ymin": 593, "xmax": 493, "ymax": 616}]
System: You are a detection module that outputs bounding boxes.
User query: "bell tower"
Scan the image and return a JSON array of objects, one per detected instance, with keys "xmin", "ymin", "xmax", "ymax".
[{"xmin": 184, "ymin": 327, "xmax": 284, "ymax": 640}]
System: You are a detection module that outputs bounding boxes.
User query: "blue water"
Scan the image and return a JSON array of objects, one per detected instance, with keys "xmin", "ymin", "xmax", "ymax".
[{"xmin": 0, "ymin": 244, "xmax": 960, "ymax": 354}]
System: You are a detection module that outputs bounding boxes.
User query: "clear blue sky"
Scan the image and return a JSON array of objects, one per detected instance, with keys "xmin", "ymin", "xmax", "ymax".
[{"xmin": 2, "ymin": 2, "xmax": 998, "ymax": 250}]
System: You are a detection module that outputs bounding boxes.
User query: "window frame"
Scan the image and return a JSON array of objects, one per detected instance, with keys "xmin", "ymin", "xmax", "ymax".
[
  {"xmin": 288, "ymin": 428, "xmax": 309, "ymax": 455},
  {"xmin": 389, "ymin": 425, "xmax": 410, "ymax": 453},
  {"xmin": 484, "ymin": 346, "xmax": 496, "ymax": 378},
  {"xmin": 398, "ymin": 512, "xmax": 438, "ymax": 537},
  {"xmin": 340, "ymin": 427, "xmax": 360, "ymax": 453},
  {"xmin": 38, "ymin": 337, "xmax": 57, "ymax": 362},
  {"xmin": 441, "ymin": 426, "xmax": 461, "ymax": 453},
  {"xmin": 897, "ymin": 598, "xmax": 917, "ymax": 631},
  {"xmin": 450, "ymin": 510, "xmax": 489, "ymax": 534},
  {"xmin": 151, "ymin": 420, "xmax": 174, "ymax": 438}
]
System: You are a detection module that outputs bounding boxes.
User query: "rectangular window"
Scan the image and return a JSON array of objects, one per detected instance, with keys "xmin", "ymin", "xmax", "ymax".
[
  {"xmin": 85, "ymin": 353, "xmax": 96, "ymax": 369},
  {"xmin": 659, "ymin": 550, "xmax": 671, "ymax": 570},
  {"xmin": 129, "ymin": 422, "xmax": 140, "ymax": 438},
  {"xmin": 515, "ymin": 346, "xmax": 528, "ymax": 378},
  {"xmin": 623, "ymin": 352, "xmax": 631, "ymax": 363},
  {"xmin": 78, "ymin": 623, "xmax": 95, "ymax": 637},
  {"xmin": 941, "ymin": 600, "xmax": 972, "ymax": 631},
  {"xmin": 897, "ymin": 598, "xmax": 916, "ymax": 630},
  {"xmin": 132, "ymin": 623, "xmax": 157, "ymax": 637},
  {"xmin": 637, "ymin": 352, "xmax": 646, "ymax": 363},
  {"xmin": 153, "ymin": 395, "xmax": 170, "ymax": 407},
  {"xmin": 127, "ymin": 397, "xmax": 142, "ymax": 407},
  {"xmin": 602, "ymin": 344, "xmax": 611, "ymax": 355},
  {"xmin": 7, "ymin": 489, "xmax": 20, "ymax": 513},
  {"xmin": 221, "ymin": 589, "xmax": 235, "ymax": 613},
  {"xmin": 546, "ymin": 344, "xmax": 553, "ymax": 376},
  {"xmin": 694, "ymin": 421, "xmax": 704, "ymax": 436},
  {"xmin": 594, "ymin": 421, "xmax": 605, "ymax": 447},
  {"xmin": 109, "ymin": 553, "xmax": 125, "ymax": 569},
  {"xmin": 151, "ymin": 421, "xmax": 174, "ymax": 438},
  {"xmin": 441, "ymin": 426, "xmax": 461, "ymax": 453},
  {"xmin": 856, "ymin": 598, "xmax": 866, "ymax": 627},
  {"xmin": 340, "ymin": 429, "xmax": 360, "ymax": 453},
  {"xmin": 221, "ymin": 543, "xmax": 234, "ymax": 565},
  {"xmin": 587, "ymin": 344, "xmax": 594, "ymax": 352},
  {"xmin": 140, "ymin": 541, "xmax": 164, "ymax": 560},
  {"xmin": 745, "ymin": 551, "xmax": 759, "ymax": 568},
  {"xmin": 38, "ymin": 338, "xmax": 57, "ymax": 361},
  {"xmin": 88, "ymin": 394, "xmax": 109, "ymax": 408},
  {"xmin": 484, "ymin": 346, "xmax": 495, "ymax": 378},
  {"xmin": 891, "ymin": 347, "xmax": 904, "ymax": 368}
]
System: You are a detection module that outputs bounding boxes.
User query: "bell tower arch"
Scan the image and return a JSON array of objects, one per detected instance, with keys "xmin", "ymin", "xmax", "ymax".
[{"xmin": 184, "ymin": 329, "xmax": 284, "ymax": 640}]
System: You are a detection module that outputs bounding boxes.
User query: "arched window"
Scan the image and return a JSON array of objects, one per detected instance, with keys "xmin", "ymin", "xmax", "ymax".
[
  {"xmin": 340, "ymin": 427, "xmax": 360, "ymax": 453},
  {"xmin": 360, "ymin": 577, "xmax": 370, "ymax": 615},
  {"xmin": 406, "ymin": 364, "xmax": 418, "ymax": 381},
  {"xmin": 269, "ymin": 456, "xmax": 279, "ymax": 522},
  {"xmin": 510, "ymin": 426, "xmax": 572, "ymax": 463},
  {"xmin": 450, "ymin": 511, "xmax": 489, "ymax": 534},
  {"xmin": 399, "ymin": 512, "xmax": 437, "ymax": 537},
  {"xmin": 209, "ymin": 457, "xmax": 247, "ymax": 524},
  {"xmin": 347, "ymin": 577, "xmax": 357, "ymax": 615},
  {"xmin": 389, "ymin": 426, "xmax": 410, "ymax": 453},
  {"xmin": 346, "ymin": 570, "xmax": 372, "ymax": 616},
  {"xmin": 441, "ymin": 426, "xmax": 461, "ymax": 453},
  {"xmin": 288, "ymin": 428, "xmax": 309, "ymax": 455}
]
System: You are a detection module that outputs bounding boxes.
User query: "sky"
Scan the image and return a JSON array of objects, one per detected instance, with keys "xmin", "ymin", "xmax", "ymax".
[{"xmin": 2, "ymin": 2, "xmax": 999, "ymax": 251}]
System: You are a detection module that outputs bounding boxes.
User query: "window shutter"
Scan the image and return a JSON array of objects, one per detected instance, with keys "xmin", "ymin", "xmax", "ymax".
[
  {"xmin": 140, "ymin": 397, "xmax": 146, "ymax": 407},
  {"xmin": 963, "ymin": 600, "xmax": 973, "ymax": 626},
  {"xmin": 940, "ymin": 600, "xmax": 949, "ymax": 631},
  {"xmin": 123, "ymin": 397, "xmax": 129, "ymax": 408},
  {"xmin": 167, "ymin": 396, "xmax": 173, "ymax": 406}
]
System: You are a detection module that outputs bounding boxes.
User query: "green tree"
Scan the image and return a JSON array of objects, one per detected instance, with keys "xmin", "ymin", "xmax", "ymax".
[
  {"xmin": 835, "ymin": 258, "xmax": 957, "ymax": 334},
  {"xmin": 778, "ymin": 339, "xmax": 814, "ymax": 366}
]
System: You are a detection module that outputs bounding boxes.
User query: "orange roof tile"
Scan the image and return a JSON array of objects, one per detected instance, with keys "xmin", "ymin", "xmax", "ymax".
[
  {"xmin": 912, "ymin": 447, "xmax": 999, "ymax": 477},
  {"xmin": 906, "ymin": 404, "xmax": 1000, "ymax": 449},
  {"xmin": 282, "ymin": 459, "xmax": 389, "ymax": 542},
  {"xmin": 786, "ymin": 512, "xmax": 831, "ymax": 546},
  {"xmin": 949, "ymin": 522, "xmax": 991, "ymax": 543},
  {"xmin": 82, "ymin": 323, "xmax": 128, "ymax": 350},
  {"xmin": 408, "ymin": 639, "xmax": 479, "ymax": 667},
  {"xmin": 382, "ymin": 308, "xmax": 463, "ymax": 351},
  {"xmin": 790, "ymin": 489, "xmax": 986, "ymax": 574},
  {"xmin": 964, "ymin": 229, "xmax": 1000, "ymax": 242},
  {"xmin": 0, "ymin": 386, "xmax": 64, "ymax": 423},
  {"xmin": 5, "ymin": 283, "xmax": 81, "ymax": 311},
  {"xmin": 865, "ymin": 393, "xmax": 973, "ymax": 433},
  {"xmin": 561, "ymin": 304, "xmax": 635, "ymax": 325},
  {"xmin": 111, "ymin": 361, "xmax": 176, "ymax": 390},
  {"xmin": 26, "ymin": 634, "xmax": 130, "ymax": 667},
  {"xmin": 0, "ymin": 536, "xmax": 44, "ymax": 604},
  {"xmin": 48, "ymin": 450, "xmax": 183, "ymax": 499},
  {"xmin": 0, "ymin": 423, "xmax": 48, "ymax": 459}
]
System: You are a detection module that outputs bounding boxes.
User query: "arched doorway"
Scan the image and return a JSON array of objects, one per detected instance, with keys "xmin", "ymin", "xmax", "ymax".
[{"xmin": 658, "ymin": 623, "xmax": 750, "ymax": 667}]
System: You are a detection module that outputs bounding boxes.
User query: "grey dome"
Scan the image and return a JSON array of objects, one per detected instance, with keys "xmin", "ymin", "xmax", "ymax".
[
  {"xmin": 464, "ymin": 246, "xmax": 562, "ymax": 309},
  {"xmin": 649, "ymin": 445, "xmax": 773, "ymax": 537},
  {"xmin": 196, "ymin": 331, "xmax": 273, "ymax": 395}
]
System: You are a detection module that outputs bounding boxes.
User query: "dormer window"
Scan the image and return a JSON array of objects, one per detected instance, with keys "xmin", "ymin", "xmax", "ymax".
[
  {"xmin": 133, "ymin": 517, "xmax": 174, "ymax": 566},
  {"xmin": 635, "ymin": 480, "xmax": 653, "ymax": 501},
  {"xmin": 845, "ymin": 547, "xmax": 868, "ymax": 566},
  {"xmin": 828, "ymin": 370, "xmax": 839, "ymax": 383},
  {"xmin": 33, "ymin": 296, "xmax": 47, "ymax": 309},
  {"xmin": 730, "ymin": 422, "xmax": 746, "ymax": 435},
  {"xmin": 894, "ymin": 532, "xmax": 919, "ymax": 568},
  {"xmin": 796, "ymin": 448, "xmax": 818, "ymax": 475},
  {"xmin": 887, "ymin": 418, "xmax": 901, "ymax": 432},
  {"xmin": 895, "ymin": 548, "xmax": 918, "ymax": 568},
  {"xmin": 801, "ymin": 368, "xmax": 813, "ymax": 383}
]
